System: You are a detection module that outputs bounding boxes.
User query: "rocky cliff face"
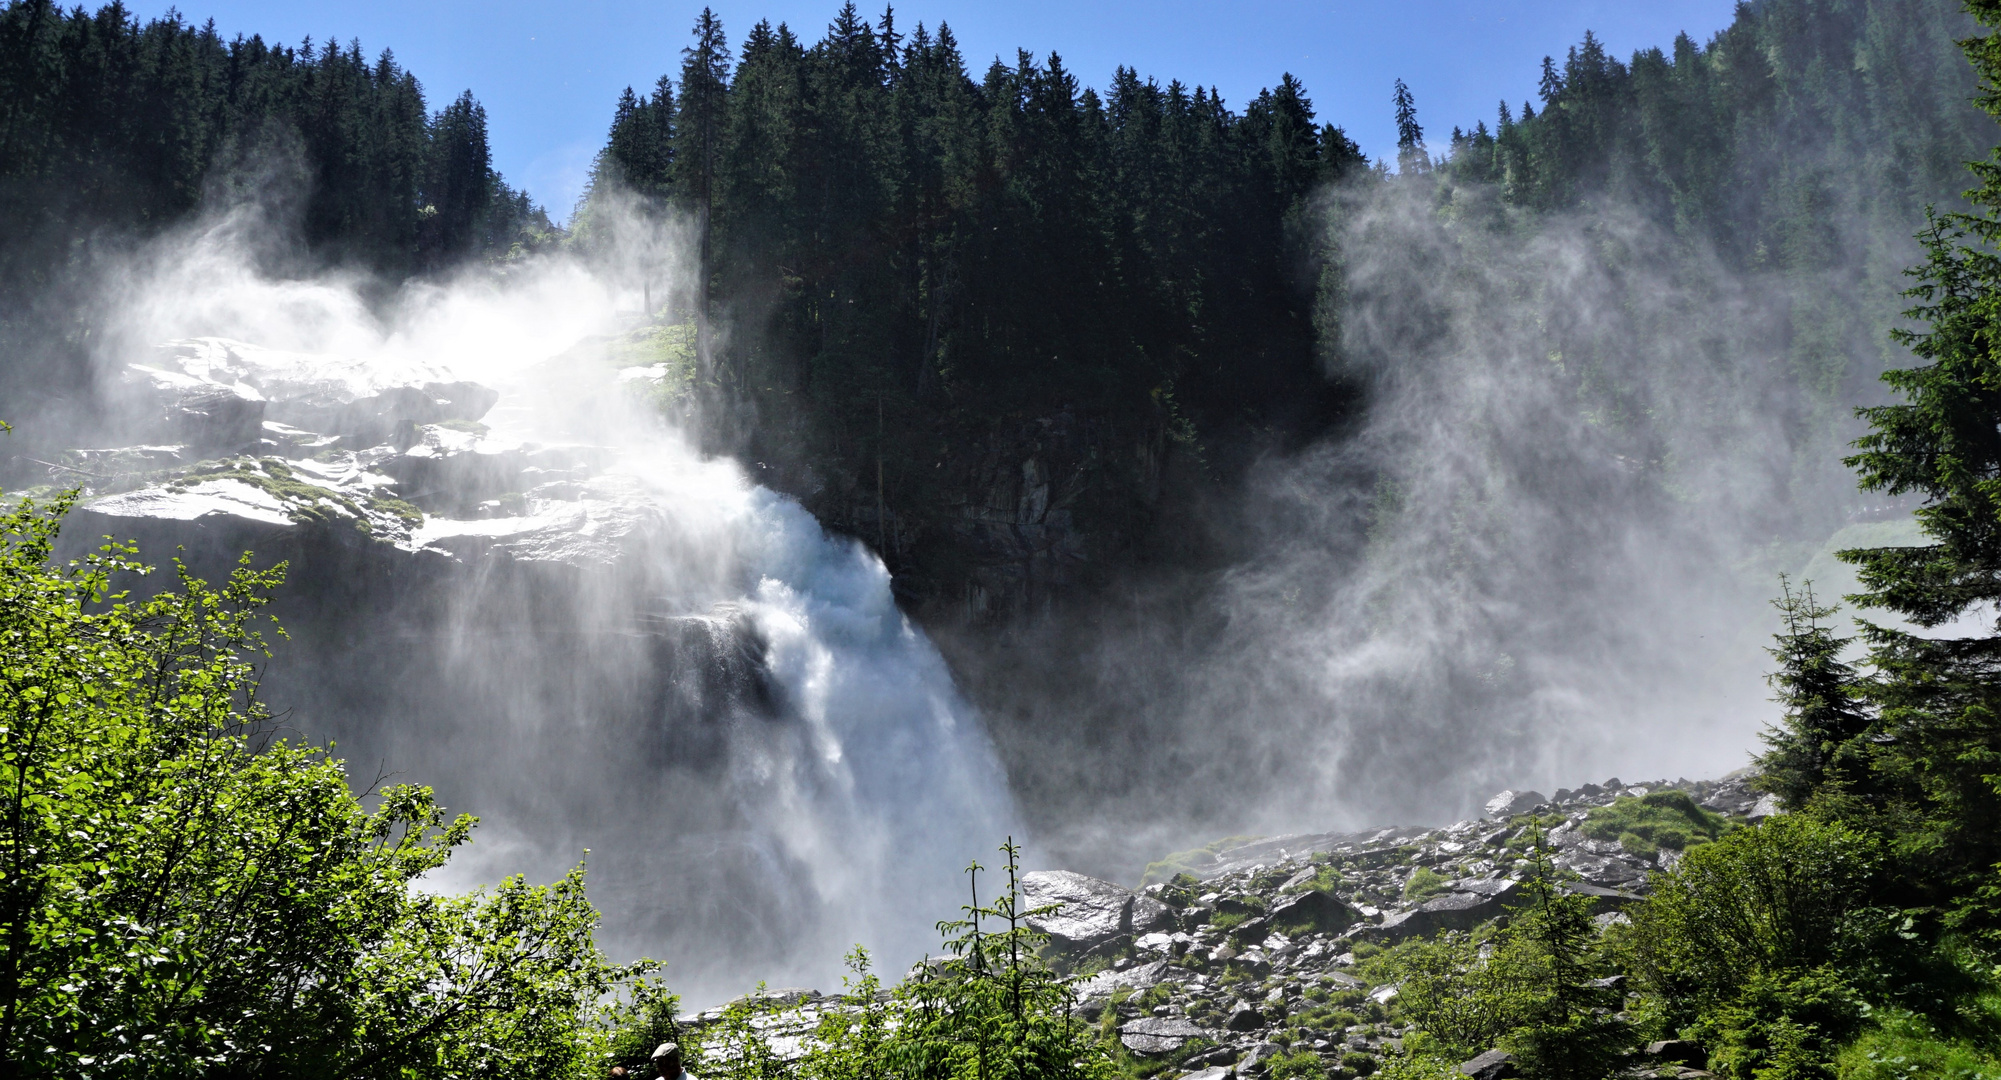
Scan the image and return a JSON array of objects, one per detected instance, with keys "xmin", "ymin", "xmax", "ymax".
[{"xmin": 788, "ymin": 406, "xmax": 1184, "ymax": 626}]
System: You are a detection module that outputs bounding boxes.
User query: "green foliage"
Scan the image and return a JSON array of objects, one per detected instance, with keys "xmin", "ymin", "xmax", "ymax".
[
  {"xmin": 1826, "ymin": 0, "xmax": 2001, "ymax": 937},
  {"xmin": 1757, "ymin": 578, "xmax": 1877, "ymax": 813},
  {"xmin": 1581, "ymin": 790, "xmax": 1730, "ymax": 858},
  {"xmin": 887, "ymin": 841, "xmax": 1110, "ymax": 1080},
  {"xmin": 1266, "ymin": 1047, "xmax": 1326, "ymax": 1080},
  {"xmin": 1141, "ymin": 837, "xmax": 1261, "ymax": 887},
  {"xmin": 693, "ymin": 841, "xmax": 1113, "ymax": 1080},
  {"xmin": 1835, "ymin": 1004, "xmax": 2001, "ymax": 1079},
  {"xmin": 1289, "ymin": 865, "xmax": 1346, "ymax": 895},
  {"xmin": 595, "ymin": 979, "xmax": 685, "ymax": 1076},
  {"xmin": 1402, "ymin": 868, "xmax": 1450, "ymax": 902},
  {"xmin": 1627, "ymin": 816, "xmax": 1886, "ymax": 1029},
  {"xmin": 0, "ymin": 492, "xmax": 641, "ymax": 1078},
  {"xmin": 1383, "ymin": 836, "xmax": 1626, "ymax": 1080}
]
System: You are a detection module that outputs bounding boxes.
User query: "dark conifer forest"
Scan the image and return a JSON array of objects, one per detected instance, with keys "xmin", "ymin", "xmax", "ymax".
[
  {"xmin": 0, "ymin": 0, "xmax": 552, "ymax": 402},
  {"xmin": 558, "ymin": 0, "xmax": 1996, "ymax": 621}
]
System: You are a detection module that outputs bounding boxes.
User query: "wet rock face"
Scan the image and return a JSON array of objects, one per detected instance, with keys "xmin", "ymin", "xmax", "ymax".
[
  {"xmin": 1020, "ymin": 870, "xmax": 1174, "ymax": 955},
  {"xmin": 125, "ymin": 338, "xmax": 498, "ymax": 448},
  {"xmin": 48, "ymin": 338, "xmax": 674, "ymax": 598}
]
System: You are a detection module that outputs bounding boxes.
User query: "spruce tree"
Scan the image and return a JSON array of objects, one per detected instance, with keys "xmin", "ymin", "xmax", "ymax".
[
  {"xmin": 1756, "ymin": 577, "xmax": 1874, "ymax": 811},
  {"xmin": 1393, "ymin": 77, "xmax": 1426, "ymax": 172}
]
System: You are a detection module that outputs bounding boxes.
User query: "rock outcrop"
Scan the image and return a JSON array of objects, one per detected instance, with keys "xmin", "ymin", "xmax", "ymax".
[
  {"xmin": 679, "ymin": 773, "xmax": 1762, "ymax": 1079},
  {"xmin": 1021, "ymin": 870, "xmax": 1175, "ymax": 955}
]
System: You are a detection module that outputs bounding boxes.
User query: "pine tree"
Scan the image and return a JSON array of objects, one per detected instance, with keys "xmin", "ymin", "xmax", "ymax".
[
  {"xmin": 1756, "ymin": 577, "xmax": 1874, "ymax": 811},
  {"xmin": 680, "ymin": 8, "xmax": 731, "ymax": 377},
  {"xmin": 1393, "ymin": 77, "xmax": 1426, "ymax": 173}
]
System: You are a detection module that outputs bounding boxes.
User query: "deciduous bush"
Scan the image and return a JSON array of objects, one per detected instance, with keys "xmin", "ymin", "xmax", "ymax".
[{"xmin": 0, "ymin": 492, "xmax": 641, "ymax": 1078}]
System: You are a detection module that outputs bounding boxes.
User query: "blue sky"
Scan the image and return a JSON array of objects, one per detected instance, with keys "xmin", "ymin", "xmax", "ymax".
[{"xmin": 139, "ymin": 1, "xmax": 1737, "ymax": 220}]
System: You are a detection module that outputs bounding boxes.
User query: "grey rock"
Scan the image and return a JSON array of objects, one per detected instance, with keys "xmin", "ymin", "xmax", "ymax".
[
  {"xmin": 141, "ymin": 338, "xmax": 497, "ymax": 446},
  {"xmin": 1552, "ymin": 850, "xmax": 1647, "ymax": 888},
  {"xmin": 1122, "ymin": 1017, "xmax": 1208, "ymax": 1038},
  {"xmin": 1267, "ymin": 890, "xmax": 1361, "ymax": 934},
  {"xmin": 1647, "ymin": 1040, "xmax": 1707, "ymax": 1067},
  {"xmin": 1180, "ymin": 1068, "xmax": 1232, "ymax": 1080},
  {"xmin": 1120, "ymin": 1034, "xmax": 1186, "ymax": 1056},
  {"xmin": 1483, "ymin": 790, "xmax": 1548, "ymax": 819},
  {"xmin": 379, "ymin": 425, "xmax": 527, "ymax": 507},
  {"xmin": 1225, "ymin": 1004, "xmax": 1266, "ymax": 1031},
  {"xmin": 1370, "ymin": 881, "xmax": 1520, "ymax": 942},
  {"xmin": 1120, "ymin": 1016, "xmax": 1209, "ymax": 1056},
  {"xmin": 118, "ymin": 363, "xmax": 265, "ymax": 448},
  {"xmin": 1073, "ymin": 959, "xmax": 1172, "ymax": 999},
  {"xmin": 1022, "ymin": 870, "xmax": 1153, "ymax": 953},
  {"xmin": 1458, "ymin": 1049, "xmax": 1517, "ymax": 1079},
  {"xmin": 1237, "ymin": 1042, "xmax": 1280, "ymax": 1073},
  {"xmin": 1563, "ymin": 883, "xmax": 1642, "ymax": 911},
  {"xmin": 1132, "ymin": 892, "xmax": 1177, "ymax": 936}
]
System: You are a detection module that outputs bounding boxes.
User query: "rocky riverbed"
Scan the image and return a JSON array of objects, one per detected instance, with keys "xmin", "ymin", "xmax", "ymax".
[{"xmin": 682, "ymin": 775, "xmax": 1773, "ymax": 1080}]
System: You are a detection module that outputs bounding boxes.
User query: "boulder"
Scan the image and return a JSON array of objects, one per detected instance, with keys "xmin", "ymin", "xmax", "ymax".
[
  {"xmin": 1022, "ymin": 870, "xmax": 1163, "ymax": 953},
  {"xmin": 1180, "ymin": 1068, "xmax": 1232, "ymax": 1080},
  {"xmin": 1072, "ymin": 959, "xmax": 1172, "ymax": 1000},
  {"xmin": 1371, "ymin": 880, "xmax": 1520, "ymax": 942},
  {"xmin": 378, "ymin": 425, "xmax": 528, "ymax": 507},
  {"xmin": 1562, "ymin": 883, "xmax": 1643, "ymax": 911},
  {"xmin": 1237, "ymin": 1042, "xmax": 1281, "ymax": 1074},
  {"xmin": 1484, "ymin": 790, "xmax": 1548, "ymax": 819},
  {"xmin": 1225, "ymin": 1003, "xmax": 1266, "ymax": 1031},
  {"xmin": 1646, "ymin": 1040, "xmax": 1707, "ymax": 1068},
  {"xmin": 1267, "ymin": 890, "xmax": 1361, "ymax": 935},
  {"xmin": 1119, "ymin": 1016, "xmax": 1208, "ymax": 1055},
  {"xmin": 1458, "ymin": 1049, "xmax": 1517, "ymax": 1079},
  {"xmin": 1552, "ymin": 850, "xmax": 1647, "ymax": 888}
]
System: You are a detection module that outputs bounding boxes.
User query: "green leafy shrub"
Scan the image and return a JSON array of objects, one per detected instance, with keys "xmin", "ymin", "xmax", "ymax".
[
  {"xmin": 1581, "ymin": 790, "xmax": 1730, "ymax": 858},
  {"xmin": 1627, "ymin": 815, "xmax": 1886, "ymax": 1034},
  {"xmin": 1685, "ymin": 969, "xmax": 1862, "ymax": 1080},
  {"xmin": 1266, "ymin": 1048, "xmax": 1327, "ymax": 1080},
  {"xmin": 1385, "ymin": 843, "xmax": 1627, "ymax": 1080},
  {"xmin": 0, "ymin": 493, "xmax": 640, "ymax": 1079}
]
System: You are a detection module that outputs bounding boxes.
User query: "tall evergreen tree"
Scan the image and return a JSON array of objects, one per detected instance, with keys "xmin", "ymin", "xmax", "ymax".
[
  {"xmin": 680, "ymin": 8, "xmax": 731, "ymax": 372},
  {"xmin": 1393, "ymin": 77, "xmax": 1426, "ymax": 172}
]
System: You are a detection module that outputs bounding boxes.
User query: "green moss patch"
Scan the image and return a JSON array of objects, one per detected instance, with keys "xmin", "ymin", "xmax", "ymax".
[{"xmin": 1581, "ymin": 789, "xmax": 1730, "ymax": 857}]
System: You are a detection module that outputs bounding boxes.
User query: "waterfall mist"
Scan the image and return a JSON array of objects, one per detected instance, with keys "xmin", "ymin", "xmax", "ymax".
[
  {"xmin": 958, "ymin": 174, "xmax": 1922, "ymax": 879},
  {"xmin": 48, "ymin": 191, "xmax": 1021, "ymax": 1004}
]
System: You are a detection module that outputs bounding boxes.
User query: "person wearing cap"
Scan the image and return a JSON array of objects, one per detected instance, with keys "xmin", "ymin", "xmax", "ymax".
[{"xmin": 651, "ymin": 1042, "xmax": 694, "ymax": 1080}]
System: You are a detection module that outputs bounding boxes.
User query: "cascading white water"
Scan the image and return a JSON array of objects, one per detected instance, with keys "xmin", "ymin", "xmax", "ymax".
[{"xmin": 79, "ymin": 209, "xmax": 1022, "ymax": 1002}]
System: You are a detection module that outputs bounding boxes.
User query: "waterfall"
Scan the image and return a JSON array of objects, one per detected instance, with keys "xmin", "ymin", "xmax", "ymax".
[{"xmin": 54, "ymin": 224, "xmax": 1021, "ymax": 1002}]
